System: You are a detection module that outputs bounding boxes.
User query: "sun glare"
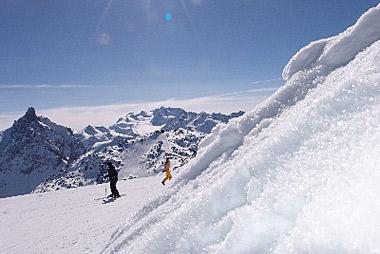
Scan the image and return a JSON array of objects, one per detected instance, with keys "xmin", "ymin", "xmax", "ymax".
[{"xmin": 164, "ymin": 12, "xmax": 173, "ymax": 22}]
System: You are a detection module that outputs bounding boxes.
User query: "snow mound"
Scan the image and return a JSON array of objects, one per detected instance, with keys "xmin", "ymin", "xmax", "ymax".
[{"xmin": 104, "ymin": 4, "xmax": 380, "ymax": 253}]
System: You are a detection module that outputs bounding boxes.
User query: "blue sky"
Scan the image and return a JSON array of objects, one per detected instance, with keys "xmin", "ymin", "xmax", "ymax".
[{"xmin": 0, "ymin": 0, "xmax": 379, "ymax": 129}]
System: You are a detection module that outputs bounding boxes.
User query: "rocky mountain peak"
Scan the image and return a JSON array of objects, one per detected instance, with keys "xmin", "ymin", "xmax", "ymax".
[
  {"xmin": 18, "ymin": 107, "xmax": 38, "ymax": 124},
  {"xmin": 84, "ymin": 125, "xmax": 97, "ymax": 135},
  {"xmin": 9, "ymin": 107, "xmax": 42, "ymax": 137},
  {"xmin": 0, "ymin": 108, "xmax": 85, "ymax": 197}
]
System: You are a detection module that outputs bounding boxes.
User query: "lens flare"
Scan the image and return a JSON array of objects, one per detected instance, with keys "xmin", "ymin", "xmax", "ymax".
[{"xmin": 164, "ymin": 12, "xmax": 172, "ymax": 22}]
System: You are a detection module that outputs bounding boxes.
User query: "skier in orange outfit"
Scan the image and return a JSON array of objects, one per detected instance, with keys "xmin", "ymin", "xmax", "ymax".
[{"xmin": 161, "ymin": 158, "xmax": 172, "ymax": 185}]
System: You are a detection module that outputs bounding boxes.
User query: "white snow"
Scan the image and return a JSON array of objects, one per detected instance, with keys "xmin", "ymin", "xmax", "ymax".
[
  {"xmin": 0, "ymin": 176, "xmax": 166, "ymax": 254},
  {"xmin": 118, "ymin": 133, "xmax": 172, "ymax": 177},
  {"xmin": 2, "ymin": 3, "xmax": 380, "ymax": 254},
  {"xmin": 134, "ymin": 122, "xmax": 163, "ymax": 135},
  {"xmin": 100, "ymin": 3, "xmax": 380, "ymax": 253},
  {"xmin": 110, "ymin": 111, "xmax": 163, "ymax": 136}
]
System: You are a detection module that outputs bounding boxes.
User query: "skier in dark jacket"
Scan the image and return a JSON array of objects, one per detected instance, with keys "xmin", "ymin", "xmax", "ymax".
[{"xmin": 105, "ymin": 161, "xmax": 120, "ymax": 198}]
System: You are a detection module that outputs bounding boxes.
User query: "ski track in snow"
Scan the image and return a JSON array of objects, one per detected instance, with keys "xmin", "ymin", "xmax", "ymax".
[{"xmin": 0, "ymin": 176, "xmax": 166, "ymax": 254}]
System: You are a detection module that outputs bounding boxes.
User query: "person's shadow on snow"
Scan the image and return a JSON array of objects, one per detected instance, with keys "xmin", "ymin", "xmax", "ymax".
[{"xmin": 102, "ymin": 197, "xmax": 115, "ymax": 204}]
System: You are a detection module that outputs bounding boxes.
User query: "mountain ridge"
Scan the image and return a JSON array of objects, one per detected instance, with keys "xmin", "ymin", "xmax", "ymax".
[{"xmin": 0, "ymin": 106, "xmax": 244, "ymax": 197}]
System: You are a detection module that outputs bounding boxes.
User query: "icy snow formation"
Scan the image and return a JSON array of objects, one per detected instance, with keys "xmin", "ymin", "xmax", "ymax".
[{"xmin": 105, "ymin": 4, "xmax": 380, "ymax": 253}]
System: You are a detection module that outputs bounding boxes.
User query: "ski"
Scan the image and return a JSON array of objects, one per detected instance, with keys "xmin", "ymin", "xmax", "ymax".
[{"xmin": 94, "ymin": 194, "xmax": 126, "ymax": 201}]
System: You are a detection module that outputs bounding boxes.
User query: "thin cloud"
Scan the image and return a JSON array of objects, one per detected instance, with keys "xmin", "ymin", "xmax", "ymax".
[
  {"xmin": 0, "ymin": 88, "xmax": 279, "ymax": 132},
  {"xmin": 0, "ymin": 112, "xmax": 24, "ymax": 130},
  {"xmin": 0, "ymin": 84, "xmax": 92, "ymax": 89},
  {"xmin": 218, "ymin": 87, "xmax": 280, "ymax": 98},
  {"xmin": 250, "ymin": 78, "xmax": 283, "ymax": 85},
  {"xmin": 0, "ymin": 84, "xmax": 122, "ymax": 89}
]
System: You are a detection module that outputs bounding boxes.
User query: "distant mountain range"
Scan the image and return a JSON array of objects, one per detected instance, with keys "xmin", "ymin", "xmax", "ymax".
[{"xmin": 0, "ymin": 107, "xmax": 243, "ymax": 197}]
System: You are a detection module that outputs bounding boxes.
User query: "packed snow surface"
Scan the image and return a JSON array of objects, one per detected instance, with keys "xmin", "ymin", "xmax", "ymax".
[
  {"xmin": 0, "ymin": 176, "xmax": 166, "ymax": 254},
  {"xmin": 101, "ymin": 4, "xmax": 380, "ymax": 253}
]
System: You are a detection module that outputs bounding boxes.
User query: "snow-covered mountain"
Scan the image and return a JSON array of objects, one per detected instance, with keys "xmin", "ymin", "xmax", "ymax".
[
  {"xmin": 36, "ymin": 107, "xmax": 243, "ymax": 192},
  {"xmin": 0, "ymin": 107, "xmax": 243, "ymax": 197},
  {"xmin": 0, "ymin": 108, "xmax": 85, "ymax": 198},
  {"xmin": 78, "ymin": 107, "xmax": 243, "ymax": 148}
]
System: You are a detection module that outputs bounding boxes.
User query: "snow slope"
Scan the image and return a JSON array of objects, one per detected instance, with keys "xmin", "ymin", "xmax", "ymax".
[
  {"xmin": 102, "ymin": 4, "xmax": 380, "ymax": 253},
  {"xmin": 0, "ymin": 176, "xmax": 166, "ymax": 254}
]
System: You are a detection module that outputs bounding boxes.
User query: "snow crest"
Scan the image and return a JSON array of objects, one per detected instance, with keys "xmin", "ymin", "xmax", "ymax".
[
  {"xmin": 104, "ymin": 4, "xmax": 380, "ymax": 253},
  {"xmin": 283, "ymin": 3, "xmax": 380, "ymax": 81}
]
